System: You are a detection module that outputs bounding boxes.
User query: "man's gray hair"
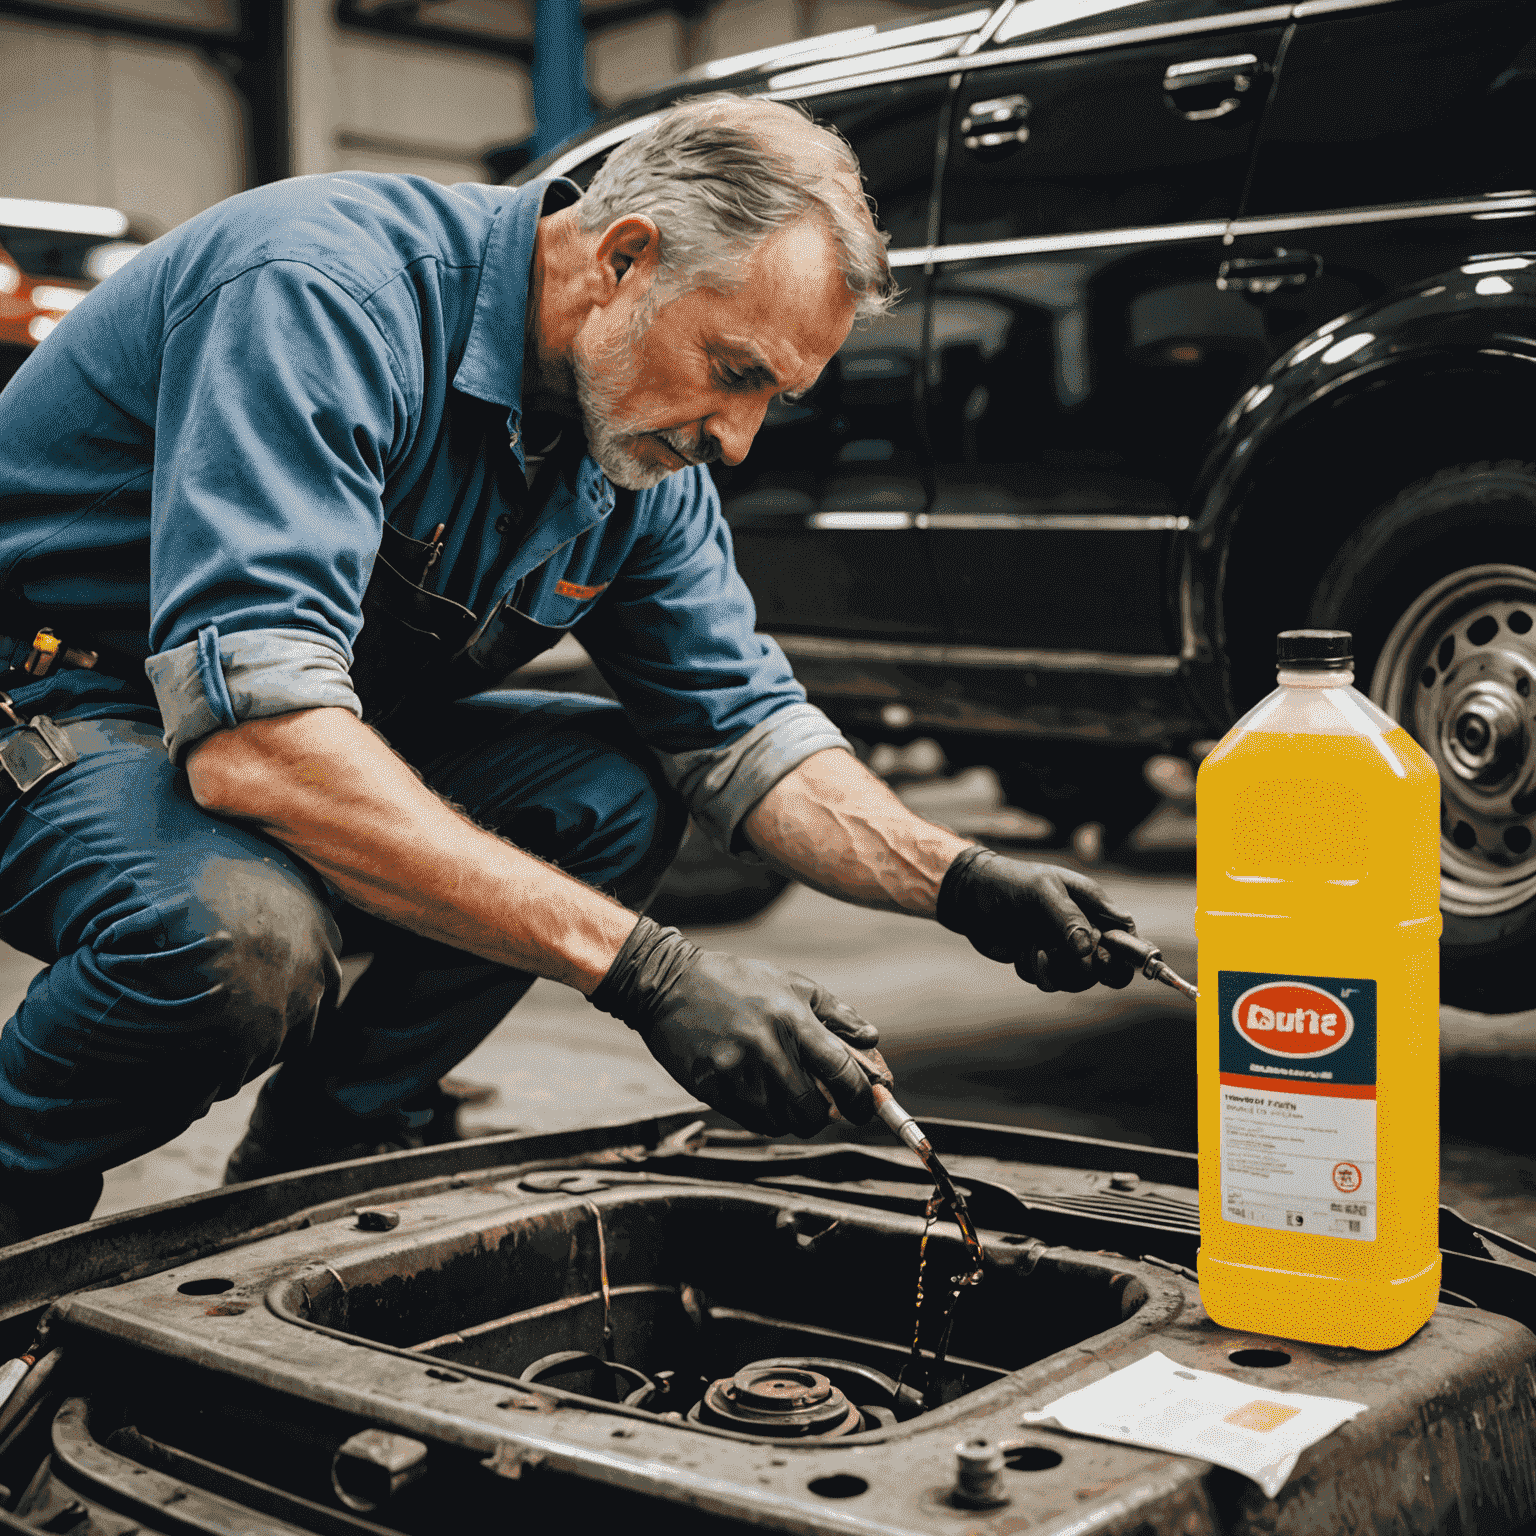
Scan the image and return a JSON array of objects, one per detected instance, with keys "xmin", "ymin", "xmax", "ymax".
[{"xmin": 576, "ymin": 94, "xmax": 897, "ymax": 320}]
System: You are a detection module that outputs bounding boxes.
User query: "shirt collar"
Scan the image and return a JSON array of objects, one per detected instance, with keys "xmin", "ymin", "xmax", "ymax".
[{"xmin": 453, "ymin": 176, "xmax": 582, "ymax": 426}]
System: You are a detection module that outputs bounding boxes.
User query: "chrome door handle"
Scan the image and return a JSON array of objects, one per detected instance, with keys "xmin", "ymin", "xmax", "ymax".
[
  {"xmin": 961, "ymin": 93, "xmax": 1030, "ymax": 151},
  {"xmin": 1217, "ymin": 248, "xmax": 1323, "ymax": 294},
  {"xmin": 1163, "ymin": 54, "xmax": 1264, "ymax": 121}
]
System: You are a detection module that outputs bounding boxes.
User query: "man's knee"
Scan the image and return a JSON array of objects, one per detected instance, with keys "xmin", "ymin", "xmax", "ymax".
[
  {"xmin": 173, "ymin": 855, "xmax": 342, "ymax": 1096},
  {"xmin": 0, "ymin": 850, "xmax": 342, "ymax": 1182}
]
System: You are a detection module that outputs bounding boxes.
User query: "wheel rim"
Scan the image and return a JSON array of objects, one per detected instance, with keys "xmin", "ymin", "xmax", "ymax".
[{"xmin": 1373, "ymin": 563, "xmax": 1536, "ymax": 917}]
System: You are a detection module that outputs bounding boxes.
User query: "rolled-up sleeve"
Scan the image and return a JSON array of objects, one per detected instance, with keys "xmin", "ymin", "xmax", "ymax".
[
  {"xmin": 145, "ymin": 259, "xmax": 406, "ymax": 759},
  {"xmin": 145, "ymin": 625, "xmax": 361, "ymax": 763},
  {"xmin": 655, "ymin": 700, "xmax": 851, "ymax": 854},
  {"xmin": 577, "ymin": 467, "xmax": 853, "ymax": 854}
]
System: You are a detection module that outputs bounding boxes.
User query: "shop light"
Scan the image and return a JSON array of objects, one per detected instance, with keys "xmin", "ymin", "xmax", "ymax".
[
  {"xmin": 30, "ymin": 285, "xmax": 85, "ymax": 313},
  {"xmin": 0, "ymin": 198, "xmax": 128, "ymax": 237}
]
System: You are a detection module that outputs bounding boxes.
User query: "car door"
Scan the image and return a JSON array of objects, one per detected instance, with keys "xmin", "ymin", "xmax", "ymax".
[
  {"xmin": 718, "ymin": 77, "xmax": 951, "ymax": 639},
  {"xmin": 1220, "ymin": 0, "xmax": 1536, "ymax": 365},
  {"xmin": 926, "ymin": 2, "xmax": 1285, "ymax": 656}
]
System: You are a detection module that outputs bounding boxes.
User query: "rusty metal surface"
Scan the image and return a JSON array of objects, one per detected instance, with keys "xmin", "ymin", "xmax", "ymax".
[
  {"xmin": 0, "ymin": 1113, "xmax": 1208, "ymax": 1357},
  {"xmin": 30, "ymin": 1167, "xmax": 1536, "ymax": 1533},
  {"xmin": 0, "ymin": 1108, "xmax": 714, "ymax": 1352},
  {"xmin": 2, "ymin": 1120, "xmax": 1534, "ymax": 1533}
]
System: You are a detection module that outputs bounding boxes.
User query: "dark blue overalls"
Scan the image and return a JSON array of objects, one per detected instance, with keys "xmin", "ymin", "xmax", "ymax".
[{"xmin": 0, "ymin": 171, "xmax": 845, "ymax": 1230}]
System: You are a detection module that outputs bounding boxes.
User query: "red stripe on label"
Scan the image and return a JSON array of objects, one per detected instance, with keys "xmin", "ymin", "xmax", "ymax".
[
  {"xmin": 554, "ymin": 579, "xmax": 607, "ymax": 601},
  {"xmin": 1221, "ymin": 1072, "xmax": 1375, "ymax": 1099}
]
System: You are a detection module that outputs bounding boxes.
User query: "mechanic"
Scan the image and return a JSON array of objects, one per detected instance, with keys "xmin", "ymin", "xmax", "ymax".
[{"xmin": 0, "ymin": 95, "xmax": 1140, "ymax": 1244}]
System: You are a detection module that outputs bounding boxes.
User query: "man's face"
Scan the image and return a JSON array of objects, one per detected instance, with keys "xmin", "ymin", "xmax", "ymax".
[{"xmin": 572, "ymin": 217, "xmax": 858, "ymax": 491}]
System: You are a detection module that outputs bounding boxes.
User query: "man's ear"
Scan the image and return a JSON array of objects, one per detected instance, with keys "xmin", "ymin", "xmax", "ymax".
[{"xmin": 592, "ymin": 216, "xmax": 660, "ymax": 307}]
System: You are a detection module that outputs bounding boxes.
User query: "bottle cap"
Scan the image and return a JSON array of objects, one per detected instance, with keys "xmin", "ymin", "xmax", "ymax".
[{"xmin": 1276, "ymin": 629, "xmax": 1352, "ymax": 670}]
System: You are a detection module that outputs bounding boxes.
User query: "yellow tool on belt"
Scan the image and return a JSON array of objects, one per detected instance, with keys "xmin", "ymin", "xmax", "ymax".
[{"xmin": 21, "ymin": 628, "xmax": 97, "ymax": 679}]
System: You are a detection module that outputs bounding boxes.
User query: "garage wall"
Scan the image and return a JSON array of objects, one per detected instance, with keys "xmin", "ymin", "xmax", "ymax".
[
  {"xmin": 289, "ymin": 0, "xmax": 535, "ymax": 181},
  {"xmin": 0, "ymin": 11, "xmax": 246, "ymax": 235},
  {"xmin": 586, "ymin": 12, "xmax": 686, "ymax": 106},
  {"xmin": 295, "ymin": 0, "xmax": 936, "ymax": 185},
  {"xmin": 0, "ymin": 0, "xmax": 945, "ymax": 237}
]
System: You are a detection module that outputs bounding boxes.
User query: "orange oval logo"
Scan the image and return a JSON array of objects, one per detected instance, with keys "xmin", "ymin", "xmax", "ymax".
[{"xmin": 1232, "ymin": 981, "xmax": 1353, "ymax": 1058}]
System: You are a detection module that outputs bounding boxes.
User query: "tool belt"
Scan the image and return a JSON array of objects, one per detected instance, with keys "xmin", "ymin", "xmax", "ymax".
[
  {"xmin": 0, "ymin": 586, "xmax": 148, "ymax": 692},
  {"xmin": 0, "ymin": 423, "xmax": 619, "ymax": 803},
  {"xmin": 0, "ymin": 696, "xmax": 78, "ymax": 805},
  {"xmin": 0, "ymin": 578, "xmax": 162, "ymax": 807},
  {"xmin": 0, "ymin": 512, "xmax": 592, "ymax": 791},
  {"xmin": 0, "ymin": 606, "xmax": 126, "ymax": 806}
]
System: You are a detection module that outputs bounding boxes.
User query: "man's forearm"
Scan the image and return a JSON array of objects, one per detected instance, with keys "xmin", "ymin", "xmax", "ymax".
[
  {"xmin": 185, "ymin": 707, "xmax": 638, "ymax": 993},
  {"xmin": 741, "ymin": 748, "xmax": 971, "ymax": 915}
]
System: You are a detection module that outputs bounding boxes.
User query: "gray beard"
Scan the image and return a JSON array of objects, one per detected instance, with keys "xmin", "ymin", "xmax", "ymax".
[{"xmin": 571, "ymin": 322, "xmax": 714, "ymax": 491}]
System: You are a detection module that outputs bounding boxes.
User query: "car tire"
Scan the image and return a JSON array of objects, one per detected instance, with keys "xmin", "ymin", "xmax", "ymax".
[
  {"xmin": 644, "ymin": 820, "xmax": 792, "ymax": 928},
  {"xmin": 1309, "ymin": 459, "xmax": 1536, "ymax": 1013},
  {"xmin": 995, "ymin": 746, "xmax": 1161, "ymax": 854}
]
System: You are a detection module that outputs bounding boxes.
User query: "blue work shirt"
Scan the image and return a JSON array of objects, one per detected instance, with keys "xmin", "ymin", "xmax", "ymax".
[{"xmin": 0, "ymin": 173, "xmax": 846, "ymax": 851}]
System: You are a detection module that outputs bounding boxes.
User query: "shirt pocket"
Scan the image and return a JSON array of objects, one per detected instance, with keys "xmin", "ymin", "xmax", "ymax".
[{"xmin": 514, "ymin": 558, "xmax": 616, "ymax": 628}]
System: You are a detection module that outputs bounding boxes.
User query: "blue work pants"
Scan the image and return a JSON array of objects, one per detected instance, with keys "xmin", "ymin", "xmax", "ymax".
[{"xmin": 0, "ymin": 690, "xmax": 685, "ymax": 1226}]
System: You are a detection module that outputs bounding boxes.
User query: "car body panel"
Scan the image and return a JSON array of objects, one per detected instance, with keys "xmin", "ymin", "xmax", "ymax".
[
  {"xmin": 924, "ymin": 17, "xmax": 1283, "ymax": 660},
  {"xmin": 774, "ymin": 632, "xmax": 1200, "ymax": 743},
  {"xmin": 1180, "ymin": 245, "xmax": 1536, "ymax": 722}
]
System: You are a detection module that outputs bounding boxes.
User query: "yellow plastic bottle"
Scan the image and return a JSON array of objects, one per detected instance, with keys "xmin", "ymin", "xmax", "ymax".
[{"xmin": 1195, "ymin": 629, "xmax": 1442, "ymax": 1350}]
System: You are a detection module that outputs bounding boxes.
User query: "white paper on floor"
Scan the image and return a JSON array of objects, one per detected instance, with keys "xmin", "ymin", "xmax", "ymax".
[{"xmin": 1020, "ymin": 1350, "xmax": 1368, "ymax": 1498}]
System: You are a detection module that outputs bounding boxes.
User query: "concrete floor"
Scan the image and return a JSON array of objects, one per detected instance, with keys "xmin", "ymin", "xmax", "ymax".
[{"xmin": 2, "ymin": 771, "xmax": 1531, "ymax": 1251}]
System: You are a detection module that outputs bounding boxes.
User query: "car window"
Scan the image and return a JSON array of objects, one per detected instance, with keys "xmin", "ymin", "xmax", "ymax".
[
  {"xmin": 941, "ymin": 23, "xmax": 1283, "ymax": 244},
  {"xmin": 736, "ymin": 3, "xmax": 989, "ymax": 87},
  {"xmin": 799, "ymin": 81, "xmax": 948, "ymax": 251},
  {"xmin": 1243, "ymin": 2, "xmax": 1536, "ymax": 216}
]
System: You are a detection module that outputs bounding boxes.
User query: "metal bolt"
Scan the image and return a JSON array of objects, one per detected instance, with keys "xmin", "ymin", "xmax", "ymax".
[
  {"xmin": 0, "ymin": 1355, "xmax": 35, "ymax": 1415},
  {"xmin": 953, "ymin": 1437, "xmax": 1007, "ymax": 1508},
  {"xmin": 331, "ymin": 1429, "xmax": 428, "ymax": 1511},
  {"xmin": 354, "ymin": 1207, "xmax": 400, "ymax": 1232}
]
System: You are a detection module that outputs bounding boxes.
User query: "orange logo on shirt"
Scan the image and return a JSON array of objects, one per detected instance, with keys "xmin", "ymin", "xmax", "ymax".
[{"xmin": 554, "ymin": 579, "xmax": 607, "ymax": 601}]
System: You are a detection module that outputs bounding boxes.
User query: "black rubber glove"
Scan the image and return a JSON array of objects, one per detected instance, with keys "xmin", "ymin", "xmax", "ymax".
[
  {"xmin": 937, "ymin": 845, "xmax": 1139, "ymax": 993},
  {"xmin": 591, "ymin": 915, "xmax": 880, "ymax": 1136}
]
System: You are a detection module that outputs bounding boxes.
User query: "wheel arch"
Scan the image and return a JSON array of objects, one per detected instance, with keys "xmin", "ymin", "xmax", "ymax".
[{"xmin": 1180, "ymin": 257, "xmax": 1536, "ymax": 722}]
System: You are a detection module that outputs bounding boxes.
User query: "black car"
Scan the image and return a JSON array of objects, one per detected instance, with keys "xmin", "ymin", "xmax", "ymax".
[{"xmin": 503, "ymin": 0, "xmax": 1536, "ymax": 1012}]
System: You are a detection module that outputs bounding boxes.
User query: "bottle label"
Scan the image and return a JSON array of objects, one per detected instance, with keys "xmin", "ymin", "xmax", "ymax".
[{"xmin": 1217, "ymin": 970, "xmax": 1377, "ymax": 1242}]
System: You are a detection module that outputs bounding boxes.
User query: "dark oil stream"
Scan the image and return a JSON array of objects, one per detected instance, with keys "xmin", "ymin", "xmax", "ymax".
[{"xmin": 896, "ymin": 1143, "xmax": 985, "ymax": 1410}]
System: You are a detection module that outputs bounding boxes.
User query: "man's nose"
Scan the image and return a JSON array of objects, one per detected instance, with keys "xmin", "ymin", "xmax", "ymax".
[{"xmin": 707, "ymin": 395, "xmax": 771, "ymax": 466}]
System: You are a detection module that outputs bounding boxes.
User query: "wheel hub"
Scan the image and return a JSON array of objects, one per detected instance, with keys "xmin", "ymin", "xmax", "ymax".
[
  {"xmin": 1441, "ymin": 678, "xmax": 1529, "ymax": 787},
  {"xmin": 1373, "ymin": 564, "xmax": 1536, "ymax": 915}
]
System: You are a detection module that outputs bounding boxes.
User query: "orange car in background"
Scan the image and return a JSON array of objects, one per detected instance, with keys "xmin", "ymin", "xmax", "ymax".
[{"xmin": 0, "ymin": 198, "xmax": 142, "ymax": 389}]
